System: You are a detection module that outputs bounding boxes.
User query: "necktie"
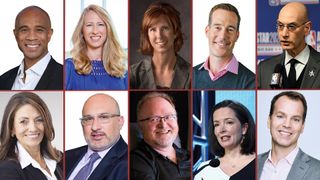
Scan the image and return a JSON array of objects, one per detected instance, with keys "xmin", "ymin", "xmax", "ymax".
[
  {"xmin": 288, "ymin": 59, "xmax": 298, "ymax": 88},
  {"xmin": 74, "ymin": 152, "xmax": 100, "ymax": 180}
]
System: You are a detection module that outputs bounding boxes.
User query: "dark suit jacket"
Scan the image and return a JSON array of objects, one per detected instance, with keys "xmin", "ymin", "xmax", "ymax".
[
  {"xmin": 0, "ymin": 57, "xmax": 63, "ymax": 90},
  {"xmin": 66, "ymin": 136, "xmax": 128, "ymax": 180},
  {"xmin": 258, "ymin": 45, "xmax": 320, "ymax": 89},
  {"xmin": 0, "ymin": 158, "xmax": 63, "ymax": 180},
  {"xmin": 258, "ymin": 149, "xmax": 320, "ymax": 180}
]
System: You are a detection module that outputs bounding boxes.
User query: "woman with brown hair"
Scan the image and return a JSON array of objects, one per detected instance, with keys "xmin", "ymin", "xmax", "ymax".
[
  {"xmin": 0, "ymin": 92, "xmax": 62, "ymax": 180},
  {"xmin": 130, "ymin": 2, "xmax": 190, "ymax": 89},
  {"xmin": 66, "ymin": 4, "xmax": 127, "ymax": 90}
]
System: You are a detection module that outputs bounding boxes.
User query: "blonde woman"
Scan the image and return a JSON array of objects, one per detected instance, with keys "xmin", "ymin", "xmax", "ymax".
[{"xmin": 66, "ymin": 4, "xmax": 127, "ymax": 90}]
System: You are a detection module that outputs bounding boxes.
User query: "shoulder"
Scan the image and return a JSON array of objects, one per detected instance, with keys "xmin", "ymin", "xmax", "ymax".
[
  {"xmin": 238, "ymin": 62, "xmax": 255, "ymax": 76},
  {"xmin": 0, "ymin": 66, "xmax": 19, "ymax": 77},
  {"xmin": 259, "ymin": 54, "xmax": 283, "ymax": 68},
  {"xmin": 66, "ymin": 145, "xmax": 87, "ymax": 158},
  {"xmin": 130, "ymin": 58, "xmax": 151, "ymax": 72},
  {"xmin": 193, "ymin": 62, "xmax": 204, "ymax": 71},
  {"xmin": 176, "ymin": 56, "xmax": 191, "ymax": 67},
  {"xmin": 0, "ymin": 159, "xmax": 24, "ymax": 179},
  {"xmin": 65, "ymin": 58, "xmax": 75, "ymax": 66},
  {"xmin": 299, "ymin": 150, "xmax": 320, "ymax": 166}
]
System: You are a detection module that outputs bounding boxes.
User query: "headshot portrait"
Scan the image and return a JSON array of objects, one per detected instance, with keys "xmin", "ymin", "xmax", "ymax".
[
  {"xmin": 257, "ymin": 2, "xmax": 320, "ymax": 89},
  {"xmin": 129, "ymin": 0, "xmax": 191, "ymax": 89},
  {"xmin": 65, "ymin": 1, "xmax": 128, "ymax": 90},
  {"xmin": 0, "ymin": 1, "xmax": 63, "ymax": 90},
  {"xmin": 65, "ymin": 91, "xmax": 128, "ymax": 180},
  {"xmin": 258, "ymin": 90, "xmax": 320, "ymax": 179},
  {"xmin": 130, "ymin": 91, "xmax": 191, "ymax": 179},
  {"xmin": 192, "ymin": 0, "xmax": 255, "ymax": 89},
  {"xmin": 193, "ymin": 90, "xmax": 256, "ymax": 179},
  {"xmin": 0, "ymin": 91, "xmax": 63, "ymax": 179}
]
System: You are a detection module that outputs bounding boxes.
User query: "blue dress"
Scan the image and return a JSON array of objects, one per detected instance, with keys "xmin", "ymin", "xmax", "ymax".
[{"xmin": 65, "ymin": 58, "xmax": 128, "ymax": 90}]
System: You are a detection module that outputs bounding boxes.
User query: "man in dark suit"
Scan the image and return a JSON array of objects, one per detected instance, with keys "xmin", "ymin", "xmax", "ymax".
[
  {"xmin": 258, "ymin": 91, "xmax": 320, "ymax": 180},
  {"xmin": 0, "ymin": 6, "xmax": 62, "ymax": 90},
  {"xmin": 258, "ymin": 2, "xmax": 320, "ymax": 89},
  {"xmin": 66, "ymin": 93, "xmax": 127, "ymax": 180}
]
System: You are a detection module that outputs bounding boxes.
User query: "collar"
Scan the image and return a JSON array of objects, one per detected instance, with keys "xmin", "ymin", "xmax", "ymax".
[
  {"xmin": 267, "ymin": 146, "xmax": 299, "ymax": 165},
  {"xmin": 285, "ymin": 45, "xmax": 310, "ymax": 65},
  {"xmin": 85, "ymin": 137, "xmax": 120, "ymax": 161},
  {"xmin": 17, "ymin": 53, "xmax": 51, "ymax": 78},
  {"xmin": 16, "ymin": 142, "xmax": 57, "ymax": 175},
  {"xmin": 198, "ymin": 56, "xmax": 239, "ymax": 75}
]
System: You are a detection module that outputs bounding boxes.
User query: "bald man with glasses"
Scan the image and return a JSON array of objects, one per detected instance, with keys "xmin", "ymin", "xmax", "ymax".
[{"xmin": 258, "ymin": 2, "xmax": 320, "ymax": 89}]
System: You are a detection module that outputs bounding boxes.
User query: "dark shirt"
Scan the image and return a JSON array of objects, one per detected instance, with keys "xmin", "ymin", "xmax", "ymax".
[{"xmin": 130, "ymin": 140, "xmax": 191, "ymax": 180}]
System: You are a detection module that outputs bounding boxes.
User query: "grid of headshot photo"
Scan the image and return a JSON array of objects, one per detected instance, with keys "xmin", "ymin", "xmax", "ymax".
[{"xmin": 0, "ymin": 0, "xmax": 320, "ymax": 180}]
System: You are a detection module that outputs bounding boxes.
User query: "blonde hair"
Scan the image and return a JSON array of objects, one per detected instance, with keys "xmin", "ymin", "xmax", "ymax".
[{"xmin": 71, "ymin": 4, "xmax": 127, "ymax": 77}]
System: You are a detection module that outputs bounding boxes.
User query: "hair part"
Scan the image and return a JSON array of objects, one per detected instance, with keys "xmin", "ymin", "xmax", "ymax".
[
  {"xmin": 0, "ymin": 92, "xmax": 61, "ymax": 162},
  {"xmin": 71, "ymin": 4, "xmax": 127, "ymax": 77},
  {"xmin": 269, "ymin": 91, "xmax": 307, "ymax": 123},
  {"xmin": 209, "ymin": 100, "xmax": 255, "ymax": 157},
  {"xmin": 208, "ymin": 3, "xmax": 241, "ymax": 30},
  {"xmin": 139, "ymin": 2, "xmax": 183, "ymax": 55}
]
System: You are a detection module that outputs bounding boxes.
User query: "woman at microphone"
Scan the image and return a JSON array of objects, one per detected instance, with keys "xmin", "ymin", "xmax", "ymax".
[{"xmin": 194, "ymin": 100, "xmax": 256, "ymax": 180}]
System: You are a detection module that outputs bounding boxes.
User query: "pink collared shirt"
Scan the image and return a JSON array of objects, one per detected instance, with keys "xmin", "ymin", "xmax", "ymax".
[
  {"xmin": 198, "ymin": 56, "xmax": 239, "ymax": 81},
  {"xmin": 260, "ymin": 147, "xmax": 299, "ymax": 180}
]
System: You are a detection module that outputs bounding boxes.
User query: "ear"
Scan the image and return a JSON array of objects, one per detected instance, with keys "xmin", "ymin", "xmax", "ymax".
[
  {"xmin": 304, "ymin": 21, "xmax": 312, "ymax": 36},
  {"xmin": 267, "ymin": 116, "xmax": 271, "ymax": 129},
  {"xmin": 47, "ymin": 28, "xmax": 53, "ymax": 42},
  {"xmin": 242, "ymin": 122, "xmax": 248, "ymax": 135},
  {"xmin": 235, "ymin": 30, "xmax": 240, "ymax": 42},
  {"xmin": 118, "ymin": 116, "xmax": 124, "ymax": 130},
  {"xmin": 205, "ymin": 25, "xmax": 210, "ymax": 38}
]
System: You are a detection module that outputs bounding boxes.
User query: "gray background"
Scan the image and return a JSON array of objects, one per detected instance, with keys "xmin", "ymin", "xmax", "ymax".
[
  {"xmin": 0, "ymin": 92, "xmax": 63, "ymax": 151},
  {"xmin": 129, "ymin": 0, "xmax": 191, "ymax": 65}
]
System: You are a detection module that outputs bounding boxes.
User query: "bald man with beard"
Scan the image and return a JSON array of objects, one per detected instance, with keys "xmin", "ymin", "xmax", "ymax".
[{"xmin": 258, "ymin": 2, "xmax": 320, "ymax": 89}]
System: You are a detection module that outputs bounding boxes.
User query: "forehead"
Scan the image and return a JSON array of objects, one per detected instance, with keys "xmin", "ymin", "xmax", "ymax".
[
  {"xmin": 213, "ymin": 107, "xmax": 236, "ymax": 120},
  {"xmin": 84, "ymin": 10, "xmax": 103, "ymax": 22},
  {"xmin": 83, "ymin": 95, "xmax": 117, "ymax": 114},
  {"xmin": 16, "ymin": 8, "xmax": 50, "ymax": 27},
  {"xmin": 15, "ymin": 104, "xmax": 40, "ymax": 116},
  {"xmin": 148, "ymin": 15, "xmax": 171, "ymax": 27},
  {"xmin": 139, "ymin": 97, "xmax": 175, "ymax": 114},
  {"xmin": 210, "ymin": 9, "xmax": 238, "ymax": 25},
  {"xmin": 274, "ymin": 96, "xmax": 304, "ymax": 115}
]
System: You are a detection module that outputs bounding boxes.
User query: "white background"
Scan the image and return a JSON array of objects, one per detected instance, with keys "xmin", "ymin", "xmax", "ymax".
[
  {"xmin": 0, "ymin": 0, "xmax": 63, "ymax": 75},
  {"xmin": 0, "ymin": 92, "xmax": 63, "ymax": 151},
  {"xmin": 193, "ymin": 0, "xmax": 256, "ymax": 73},
  {"xmin": 258, "ymin": 90, "xmax": 320, "ymax": 159},
  {"xmin": 65, "ymin": 91, "xmax": 128, "ymax": 150}
]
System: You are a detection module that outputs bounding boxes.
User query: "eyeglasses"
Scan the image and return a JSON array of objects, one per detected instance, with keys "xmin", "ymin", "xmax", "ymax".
[
  {"xmin": 80, "ymin": 113, "xmax": 120, "ymax": 126},
  {"xmin": 138, "ymin": 114, "xmax": 177, "ymax": 124},
  {"xmin": 276, "ymin": 21, "xmax": 309, "ymax": 32}
]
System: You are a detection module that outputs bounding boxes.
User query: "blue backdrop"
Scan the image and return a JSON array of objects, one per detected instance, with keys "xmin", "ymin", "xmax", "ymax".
[{"xmin": 257, "ymin": 0, "xmax": 320, "ymax": 61}]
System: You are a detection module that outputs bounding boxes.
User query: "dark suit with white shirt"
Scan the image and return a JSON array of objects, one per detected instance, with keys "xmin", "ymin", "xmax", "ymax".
[{"xmin": 258, "ymin": 45, "xmax": 320, "ymax": 89}]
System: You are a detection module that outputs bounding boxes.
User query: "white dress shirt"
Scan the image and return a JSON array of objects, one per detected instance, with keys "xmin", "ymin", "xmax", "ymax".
[
  {"xmin": 11, "ymin": 53, "xmax": 51, "ymax": 90},
  {"xmin": 284, "ymin": 45, "xmax": 310, "ymax": 80},
  {"xmin": 68, "ymin": 144, "xmax": 115, "ymax": 180},
  {"xmin": 17, "ymin": 142, "xmax": 57, "ymax": 180},
  {"xmin": 260, "ymin": 146, "xmax": 299, "ymax": 180}
]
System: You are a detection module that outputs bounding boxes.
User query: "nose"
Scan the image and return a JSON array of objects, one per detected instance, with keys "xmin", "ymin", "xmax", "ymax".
[
  {"xmin": 282, "ymin": 117, "xmax": 291, "ymax": 128},
  {"xmin": 280, "ymin": 27, "xmax": 289, "ymax": 37},
  {"xmin": 155, "ymin": 29, "xmax": 163, "ymax": 39},
  {"xmin": 27, "ymin": 120, "xmax": 37, "ymax": 131},
  {"xmin": 91, "ymin": 117, "xmax": 101, "ymax": 131},
  {"xmin": 26, "ymin": 30, "xmax": 38, "ymax": 40}
]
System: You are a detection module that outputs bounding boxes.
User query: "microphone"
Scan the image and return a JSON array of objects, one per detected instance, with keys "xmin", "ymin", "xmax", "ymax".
[
  {"xmin": 270, "ymin": 64, "xmax": 284, "ymax": 89},
  {"xmin": 193, "ymin": 158, "xmax": 220, "ymax": 177}
]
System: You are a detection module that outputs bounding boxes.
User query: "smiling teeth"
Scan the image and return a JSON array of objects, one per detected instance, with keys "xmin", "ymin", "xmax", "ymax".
[
  {"xmin": 26, "ymin": 45, "xmax": 39, "ymax": 48},
  {"xmin": 279, "ymin": 131, "xmax": 292, "ymax": 136},
  {"xmin": 27, "ymin": 134, "xmax": 39, "ymax": 138},
  {"xmin": 91, "ymin": 36, "xmax": 100, "ymax": 40}
]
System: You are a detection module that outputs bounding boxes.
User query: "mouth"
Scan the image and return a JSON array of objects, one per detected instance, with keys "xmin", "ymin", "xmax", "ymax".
[
  {"xmin": 214, "ymin": 41, "xmax": 230, "ymax": 48},
  {"xmin": 25, "ymin": 44, "xmax": 40, "ymax": 49},
  {"xmin": 278, "ymin": 130, "xmax": 292, "ymax": 136},
  {"xmin": 91, "ymin": 132, "xmax": 105, "ymax": 140},
  {"xmin": 220, "ymin": 135, "xmax": 231, "ymax": 142},
  {"xmin": 280, "ymin": 40, "xmax": 291, "ymax": 45},
  {"xmin": 90, "ymin": 36, "xmax": 102, "ymax": 41},
  {"xmin": 26, "ymin": 133, "xmax": 40, "ymax": 139},
  {"xmin": 156, "ymin": 130, "xmax": 171, "ymax": 135}
]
